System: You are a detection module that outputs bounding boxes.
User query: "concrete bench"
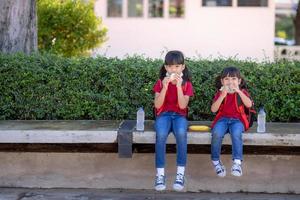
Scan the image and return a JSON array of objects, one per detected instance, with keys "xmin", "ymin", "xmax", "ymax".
[
  {"xmin": 0, "ymin": 120, "xmax": 299, "ymax": 157},
  {"xmin": 0, "ymin": 120, "xmax": 120, "ymax": 143},
  {"xmin": 134, "ymin": 121, "xmax": 300, "ymax": 146}
]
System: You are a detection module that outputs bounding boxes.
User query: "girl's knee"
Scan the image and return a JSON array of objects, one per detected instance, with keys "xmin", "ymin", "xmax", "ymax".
[
  {"xmin": 175, "ymin": 134, "xmax": 187, "ymax": 145},
  {"xmin": 175, "ymin": 127, "xmax": 186, "ymax": 135},
  {"xmin": 212, "ymin": 129, "xmax": 224, "ymax": 139},
  {"xmin": 230, "ymin": 131, "xmax": 242, "ymax": 140},
  {"xmin": 156, "ymin": 132, "xmax": 168, "ymax": 141},
  {"xmin": 211, "ymin": 134, "xmax": 223, "ymax": 146},
  {"xmin": 173, "ymin": 126, "xmax": 187, "ymax": 140}
]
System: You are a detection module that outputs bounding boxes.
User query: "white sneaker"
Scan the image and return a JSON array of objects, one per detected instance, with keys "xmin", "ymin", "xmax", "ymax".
[
  {"xmin": 231, "ymin": 162, "xmax": 243, "ymax": 177},
  {"xmin": 173, "ymin": 173, "xmax": 185, "ymax": 191},
  {"xmin": 154, "ymin": 175, "xmax": 166, "ymax": 191},
  {"xmin": 213, "ymin": 161, "xmax": 226, "ymax": 177}
]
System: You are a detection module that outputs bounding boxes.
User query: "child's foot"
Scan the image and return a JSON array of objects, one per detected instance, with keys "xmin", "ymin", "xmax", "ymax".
[
  {"xmin": 154, "ymin": 175, "xmax": 166, "ymax": 191},
  {"xmin": 213, "ymin": 161, "xmax": 226, "ymax": 177},
  {"xmin": 231, "ymin": 162, "xmax": 243, "ymax": 177},
  {"xmin": 173, "ymin": 173, "xmax": 185, "ymax": 191}
]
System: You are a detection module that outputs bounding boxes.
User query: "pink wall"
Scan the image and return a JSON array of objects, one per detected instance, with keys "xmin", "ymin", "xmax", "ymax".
[{"xmin": 94, "ymin": 0, "xmax": 275, "ymax": 61}]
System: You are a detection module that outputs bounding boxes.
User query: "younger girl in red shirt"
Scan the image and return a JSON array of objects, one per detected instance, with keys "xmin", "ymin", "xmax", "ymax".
[{"xmin": 211, "ymin": 66, "xmax": 252, "ymax": 177}]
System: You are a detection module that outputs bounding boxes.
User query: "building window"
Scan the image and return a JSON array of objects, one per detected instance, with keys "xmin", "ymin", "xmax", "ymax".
[
  {"xmin": 107, "ymin": 0, "xmax": 122, "ymax": 17},
  {"xmin": 128, "ymin": 0, "xmax": 143, "ymax": 17},
  {"xmin": 202, "ymin": 0, "xmax": 232, "ymax": 6},
  {"xmin": 149, "ymin": 0, "xmax": 163, "ymax": 18},
  {"xmin": 238, "ymin": 0, "xmax": 268, "ymax": 7},
  {"xmin": 169, "ymin": 0, "xmax": 184, "ymax": 18}
]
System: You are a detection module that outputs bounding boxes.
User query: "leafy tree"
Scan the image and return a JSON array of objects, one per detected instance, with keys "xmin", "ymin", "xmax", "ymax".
[{"xmin": 37, "ymin": 0, "xmax": 107, "ymax": 57}]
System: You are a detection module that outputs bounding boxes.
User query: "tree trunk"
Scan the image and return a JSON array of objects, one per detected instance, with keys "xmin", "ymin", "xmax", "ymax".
[
  {"xmin": 0, "ymin": 0, "xmax": 37, "ymax": 54},
  {"xmin": 295, "ymin": 2, "xmax": 300, "ymax": 45}
]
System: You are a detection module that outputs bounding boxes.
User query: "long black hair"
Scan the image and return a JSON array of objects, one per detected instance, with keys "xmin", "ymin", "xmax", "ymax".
[
  {"xmin": 215, "ymin": 66, "xmax": 247, "ymax": 89},
  {"xmin": 158, "ymin": 50, "xmax": 191, "ymax": 84}
]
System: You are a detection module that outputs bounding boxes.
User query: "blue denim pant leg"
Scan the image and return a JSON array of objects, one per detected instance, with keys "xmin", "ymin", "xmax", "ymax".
[
  {"xmin": 211, "ymin": 117, "xmax": 245, "ymax": 161},
  {"xmin": 154, "ymin": 112, "xmax": 188, "ymax": 168},
  {"xmin": 172, "ymin": 114, "xmax": 188, "ymax": 167},
  {"xmin": 155, "ymin": 112, "xmax": 172, "ymax": 168},
  {"xmin": 211, "ymin": 117, "xmax": 229, "ymax": 161},
  {"xmin": 228, "ymin": 119, "xmax": 244, "ymax": 161}
]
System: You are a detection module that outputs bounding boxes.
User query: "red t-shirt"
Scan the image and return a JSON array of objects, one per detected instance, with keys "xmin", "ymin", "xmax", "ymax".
[
  {"xmin": 153, "ymin": 80, "xmax": 194, "ymax": 116},
  {"xmin": 213, "ymin": 90, "xmax": 251, "ymax": 121}
]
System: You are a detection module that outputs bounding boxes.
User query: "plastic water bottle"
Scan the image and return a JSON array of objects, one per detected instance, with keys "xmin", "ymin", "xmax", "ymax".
[
  {"xmin": 136, "ymin": 107, "xmax": 145, "ymax": 131},
  {"xmin": 257, "ymin": 107, "xmax": 266, "ymax": 133}
]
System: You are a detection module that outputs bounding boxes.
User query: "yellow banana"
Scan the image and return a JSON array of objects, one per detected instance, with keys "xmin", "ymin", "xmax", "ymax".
[{"xmin": 189, "ymin": 125, "xmax": 210, "ymax": 132}]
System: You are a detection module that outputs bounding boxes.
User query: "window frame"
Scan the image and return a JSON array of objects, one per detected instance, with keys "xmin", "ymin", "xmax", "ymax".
[
  {"xmin": 202, "ymin": 0, "xmax": 233, "ymax": 7},
  {"xmin": 237, "ymin": 0, "xmax": 268, "ymax": 7},
  {"xmin": 148, "ymin": 0, "xmax": 164, "ymax": 18},
  {"xmin": 107, "ymin": 0, "xmax": 123, "ymax": 18},
  {"xmin": 127, "ymin": 0, "xmax": 144, "ymax": 18},
  {"xmin": 168, "ymin": 0, "xmax": 185, "ymax": 18}
]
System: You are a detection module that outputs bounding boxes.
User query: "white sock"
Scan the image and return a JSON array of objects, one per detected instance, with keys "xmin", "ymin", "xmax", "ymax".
[
  {"xmin": 212, "ymin": 160, "xmax": 220, "ymax": 166},
  {"xmin": 234, "ymin": 159, "xmax": 242, "ymax": 165},
  {"xmin": 156, "ymin": 168, "xmax": 164, "ymax": 176},
  {"xmin": 177, "ymin": 166, "xmax": 185, "ymax": 175}
]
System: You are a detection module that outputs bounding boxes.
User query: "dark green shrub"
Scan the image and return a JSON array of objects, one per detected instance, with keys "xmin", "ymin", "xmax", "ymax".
[{"xmin": 0, "ymin": 53, "xmax": 299, "ymax": 122}]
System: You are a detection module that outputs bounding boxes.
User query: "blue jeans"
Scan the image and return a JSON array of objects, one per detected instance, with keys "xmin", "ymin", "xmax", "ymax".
[
  {"xmin": 211, "ymin": 117, "xmax": 244, "ymax": 161},
  {"xmin": 154, "ymin": 112, "xmax": 188, "ymax": 168}
]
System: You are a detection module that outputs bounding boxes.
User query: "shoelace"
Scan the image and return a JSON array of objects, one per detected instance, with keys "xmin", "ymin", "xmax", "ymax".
[
  {"xmin": 156, "ymin": 175, "xmax": 165, "ymax": 185},
  {"xmin": 232, "ymin": 163, "xmax": 241, "ymax": 172},
  {"xmin": 215, "ymin": 163, "xmax": 224, "ymax": 174},
  {"xmin": 175, "ymin": 173, "xmax": 184, "ymax": 183}
]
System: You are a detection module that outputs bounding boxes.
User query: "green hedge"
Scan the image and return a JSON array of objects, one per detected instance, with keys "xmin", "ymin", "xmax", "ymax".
[{"xmin": 0, "ymin": 53, "xmax": 299, "ymax": 122}]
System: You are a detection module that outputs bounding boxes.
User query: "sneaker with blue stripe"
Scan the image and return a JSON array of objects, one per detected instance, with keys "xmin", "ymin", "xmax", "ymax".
[
  {"xmin": 154, "ymin": 175, "xmax": 166, "ymax": 191},
  {"xmin": 213, "ymin": 161, "xmax": 226, "ymax": 177},
  {"xmin": 231, "ymin": 162, "xmax": 243, "ymax": 177},
  {"xmin": 173, "ymin": 173, "xmax": 185, "ymax": 191}
]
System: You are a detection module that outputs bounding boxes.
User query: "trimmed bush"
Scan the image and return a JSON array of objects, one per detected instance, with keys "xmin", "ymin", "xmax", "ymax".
[{"xmin": 0, "ymin": 53, "xmax": 299, "ymax": 122}]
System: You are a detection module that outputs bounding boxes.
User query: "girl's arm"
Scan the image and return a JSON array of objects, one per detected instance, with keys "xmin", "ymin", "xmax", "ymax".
[
  {"xmin": 211, "ymin": 90, "xmax": 227, "ymax": 113},
  {"xmin": 231, "ymin": 83, "xmax": 252, "ymax": 108},
  {"xmin": 177, "ymin": 86, "xmax": 190, "ymax": 109},
  {"xmin": 236, "ymin": 90, "xmax": 252, "ymax": 108},
  {"xmin": 154, "ymin": 88, "xmax": 167, "ymax": 108},
  {"xmin": 154, "ymin": 78, "xmax": 169, "ymax": 109},
  {"xmin": 176, "ymin": 75, "xmax": 190, "ymax": 109}
]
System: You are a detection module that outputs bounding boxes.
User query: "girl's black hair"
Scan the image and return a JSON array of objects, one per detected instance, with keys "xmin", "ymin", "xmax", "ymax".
[
  {"xmin": 215, "ymin": 66, "xmax": 247, "ymax": 89},
  {"xmin": 158, "ymin": 50, "xmax": 191, "ymax": 84}
]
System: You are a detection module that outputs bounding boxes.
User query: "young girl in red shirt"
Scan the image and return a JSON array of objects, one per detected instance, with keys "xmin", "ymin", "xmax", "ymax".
[
  {"xmin": 211, "ymin": 66, "xmax": 253, "ymax": 177},
  {"xmin": 153, "ymin": 50, "xmax": 194, "ymax": 191}
]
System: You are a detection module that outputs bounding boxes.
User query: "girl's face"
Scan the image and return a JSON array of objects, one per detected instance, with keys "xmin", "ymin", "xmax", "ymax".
[
  {"xmin": 221, "ymin": 75, "xmax": 241, "ymax": 88},
  {"xmin": 164, "ymin": 64, "xmax": 185, "ymax": 75}
]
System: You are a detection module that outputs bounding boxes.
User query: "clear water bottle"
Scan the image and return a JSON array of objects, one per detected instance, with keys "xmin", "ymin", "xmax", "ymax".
[
  {"xmin": 136, "ymin": 107, "xmax": 145, "ymax": 131},
  {"xmin": 257, "ymin": 107, "xmax": 266, "ymax": 133}
]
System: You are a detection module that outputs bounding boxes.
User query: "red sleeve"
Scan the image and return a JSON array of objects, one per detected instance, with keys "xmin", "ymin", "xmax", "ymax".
[
  {"xmin": 184, "ymin": 81, "xmax": 194, "ymax": 97},
  {"xmin": 153, "ymin": 79, "xmax": 162, "ymax": 93}
]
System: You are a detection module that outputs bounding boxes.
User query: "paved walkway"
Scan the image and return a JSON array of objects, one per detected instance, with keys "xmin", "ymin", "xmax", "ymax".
[{"xmin": 0, "ymin": 188, "xmax": 299, "ymax": 200}]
